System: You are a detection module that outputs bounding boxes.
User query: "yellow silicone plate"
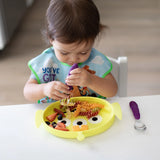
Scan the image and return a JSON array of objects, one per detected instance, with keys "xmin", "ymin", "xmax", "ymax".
[{"xmin": 35, "ymin": 97, "xmax": 122, "ymax": 141}]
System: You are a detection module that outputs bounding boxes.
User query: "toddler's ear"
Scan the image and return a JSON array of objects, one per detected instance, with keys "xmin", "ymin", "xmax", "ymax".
[{"xmin": 50, "ymin": 39, "xmax": 54, "ymax": 45}]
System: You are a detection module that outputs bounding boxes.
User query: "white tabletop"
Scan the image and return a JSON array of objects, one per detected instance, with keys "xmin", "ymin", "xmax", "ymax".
[{"xmin": 0, "ymin": 95, "xmax": 160, "ymax": 160}]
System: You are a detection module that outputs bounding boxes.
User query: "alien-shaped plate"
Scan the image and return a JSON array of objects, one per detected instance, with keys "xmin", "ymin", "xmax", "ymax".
[{"xmin": 35, "ymin": 97, "xmax": 122, "ymax": 141}]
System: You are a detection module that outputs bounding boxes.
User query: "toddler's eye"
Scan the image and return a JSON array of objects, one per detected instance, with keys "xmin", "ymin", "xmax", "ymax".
[
  {"xmin": 80, "ymin": 52, "xmax": 87, "ymax": 55},
  {"xmin": 73, "ymin": 119, "xmax": 87, "ymax": 126},
  {"xmin": 61, "ymin": 52, "xmax": 69, "ymax": 55},
  {"xmin": 88, "ymin": 115, "xmax": 102, "ymax": 124},
  {"xmin": 60, "ymin": 51, "xmax": 69, "ymax": 55}
]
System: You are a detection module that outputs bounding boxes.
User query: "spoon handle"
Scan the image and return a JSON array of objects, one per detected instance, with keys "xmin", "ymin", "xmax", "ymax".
[
  {"xmin": 129, "ymin": 101, "xmax": 140, "ymax": 120},
  {"xmin": 67, "ymin": 63, "xmax": 78, "ymax": 90},
  {"xmin": 68, "ymin": 64, "xmax": 78, "ymax": 76}
]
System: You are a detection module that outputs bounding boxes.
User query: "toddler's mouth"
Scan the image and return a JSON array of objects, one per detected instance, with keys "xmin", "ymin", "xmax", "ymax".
[{"xmin": 68, "ymin": 62, "xmax": 79, "ymax": 66}]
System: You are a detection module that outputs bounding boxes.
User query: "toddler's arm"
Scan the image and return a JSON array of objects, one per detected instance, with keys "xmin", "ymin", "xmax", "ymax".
[
  {"xmin": 88, "ymin": 73, "xmax": 118, "ymax": 97},
  {"xmin": 23, "ymin": 78, "xmax": 71, "ymax": 102}
]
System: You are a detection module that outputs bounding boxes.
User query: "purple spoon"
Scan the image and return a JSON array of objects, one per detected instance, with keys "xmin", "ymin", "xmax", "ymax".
[
  {"xmin": 129, "ymin": 101, "xmax": 147, "ymax": 131},
  {"xmin": 67, "ymin": 63, "xmax": 78, "ymax": 90},
  {"xmin": 61, "ymin": 63, "xmax": 79, "ymax": 105}
]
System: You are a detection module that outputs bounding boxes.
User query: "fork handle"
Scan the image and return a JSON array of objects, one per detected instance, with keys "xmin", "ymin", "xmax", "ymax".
[{"xmin": 129, "ymin": 101, "xmax": 140, "ymax": 120}]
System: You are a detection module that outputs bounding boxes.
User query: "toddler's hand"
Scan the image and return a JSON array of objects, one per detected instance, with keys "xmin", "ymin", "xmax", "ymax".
[
  {"xmin": 43, "ymin": 81, "xmax": 71, "ymax": 100},
  {"xmin": 65, "ymin": 68, "xmax": 92, "ymax": 87}
]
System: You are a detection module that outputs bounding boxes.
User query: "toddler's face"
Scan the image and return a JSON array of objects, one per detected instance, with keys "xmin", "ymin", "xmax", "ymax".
[{"xmin": 51, "ymin": 40, "xmax": 93, "ymax": 66}]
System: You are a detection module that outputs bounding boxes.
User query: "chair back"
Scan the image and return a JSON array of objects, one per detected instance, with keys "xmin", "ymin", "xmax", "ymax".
[{"xmin": 108, "ymin": 56, "xmax": 128, "ymax": 97}]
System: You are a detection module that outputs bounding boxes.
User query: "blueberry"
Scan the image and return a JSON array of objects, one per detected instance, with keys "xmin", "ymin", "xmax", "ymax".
[
  {"xmin": 45, "ymin": 121, "xmax": 50, "ymax": 125},
  {"xmin": 58, "ymin": 114, "xmax": 63, "ymax": 120},
  {"xmin": 52, "ymin": 122, "xmax": 57, "ymax": 128},
  {"xmin": 61, "ymin": 120, "xmax": 67, "ymax": 124}
]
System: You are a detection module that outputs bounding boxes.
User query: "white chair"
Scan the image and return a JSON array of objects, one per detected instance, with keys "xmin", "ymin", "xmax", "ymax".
[{"xmin": 108, "ymin": 56, "xmax": 128, "ymax": 97}]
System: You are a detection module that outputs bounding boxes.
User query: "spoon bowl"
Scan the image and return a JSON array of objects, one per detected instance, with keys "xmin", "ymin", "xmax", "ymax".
[{"xmin": 134, "ymin": 120, "xmax": 147, "ymax": 131}]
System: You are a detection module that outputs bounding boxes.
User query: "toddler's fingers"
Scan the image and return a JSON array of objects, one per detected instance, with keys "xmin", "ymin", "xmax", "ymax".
[
  {"xmin": 52, "ymin": 90, "xmax": 69, "ymax": 100},
  {"xmin": 51, "ymin": 95, "xmax": 63, "ymax": 101},
  {"xmin": 70, "ymin": 68, "xmax": 81, "ymax": 74},
  {"xmin": 65, "ymin": 79, "xmax": 79, "ymax": 86},
  {"xmin": 54, "ymin": 83, "xmax": 71, "ymax": 95},
  {"xmin": 66, "ymin": 74, "xmax": 79, "ymax": 80}
]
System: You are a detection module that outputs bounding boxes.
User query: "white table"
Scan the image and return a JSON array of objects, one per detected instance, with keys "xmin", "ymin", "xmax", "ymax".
[{"xmin": 0, "ymin": 95, "xmax": 160, "ymax": 160}]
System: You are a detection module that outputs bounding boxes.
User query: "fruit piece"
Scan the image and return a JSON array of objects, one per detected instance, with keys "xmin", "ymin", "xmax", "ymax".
[
  {"xmin": 72, "ymin": 125, "xmax": 80, "ymax": 131},
  {"xmin": 81, "ymin": 125, "xmax": 88, "ymax": 130},
  {"xmin": 51, "ymin": 122, "xmax": 57, "ymax": 128},
  {"xmin": 61, "ymin": 120, "xmax": 67, "ymax": 125},
  {"xmin": 54, "ymin": 108, "xmax": 66, "ymax": 117},
  {"xmin": 57, "ymin": 122, "xmax": 66, "ymax": 128},
  {"xmin": 49, "ymin": 124, "xmax": 53, "ymax": 128},
  {"xmin": 45, "ymin": 121, "xmax": 50, "ymax": 125},
  {"xmin": 54, "ymin": 122, "xmax": 69, "ymax": 131},
  {"xmin": 72, "ymin": 125, "xmax": 88, "ymax": 131},
  {"xmin": 55, "ymin": 126, "xmax": 69, "ymax": 131},
  {"xmin": 46, "ymin": 112, "xmax": 58, "ymax": 122},
  {"xmin": 57, "ymin": 114, "xmax": 63, "ymax": 120}
]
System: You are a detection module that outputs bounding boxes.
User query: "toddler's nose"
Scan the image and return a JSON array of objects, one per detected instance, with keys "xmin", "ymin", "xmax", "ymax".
[{"xmin": 70, "ymin": 55, "xmax": 79, "ymax": 64}]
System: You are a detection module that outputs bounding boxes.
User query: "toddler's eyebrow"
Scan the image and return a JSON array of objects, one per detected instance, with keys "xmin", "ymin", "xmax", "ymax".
[
  {"xmin": 81, "ymin": 49, "xmax": 90, "ymax": 52},
  {"xmin": 60, "ymin": 49, "xmax": 69, "ymax": 53},
  {"xmin": 56, "ymin": 47, "xmax": 69, "ymax": 53},
  {"xmin": 60, "ymin": 49, "xmax": 90, "ymax": 53},
  {"xmin": 58, "ymin": 46, "xmax": 91, "ymax": 53}
]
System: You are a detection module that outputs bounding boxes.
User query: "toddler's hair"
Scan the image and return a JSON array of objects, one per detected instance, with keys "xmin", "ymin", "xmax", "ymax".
[{"xmin": 45, "ymin": 0, "xmax": 105, "ymax": 44}]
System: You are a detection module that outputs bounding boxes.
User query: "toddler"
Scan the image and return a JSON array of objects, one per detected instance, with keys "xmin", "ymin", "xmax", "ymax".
[{"xmin": 23, "ymin": 0, "xmax": 118, "ymax": 103}]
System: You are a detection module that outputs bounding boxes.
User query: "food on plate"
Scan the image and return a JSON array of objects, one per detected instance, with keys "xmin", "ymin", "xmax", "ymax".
[
  {"xmin": 45, "ymin": 100, "xmax": 104, "ymax": 131},
  {"xmin": 46, "ymin": 112, "xmax": 58, "ymax": 122}
]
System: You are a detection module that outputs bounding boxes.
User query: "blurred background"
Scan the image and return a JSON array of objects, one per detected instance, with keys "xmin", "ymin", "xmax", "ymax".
[{"xmin": 0, "ymin": 0, "xmax": 160, "ymax": 105}]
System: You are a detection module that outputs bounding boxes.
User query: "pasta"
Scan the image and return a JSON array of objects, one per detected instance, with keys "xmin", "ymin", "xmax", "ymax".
[{"xmin": 73, "ymin": 101, "xmax": 103, "ymax": 119}]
